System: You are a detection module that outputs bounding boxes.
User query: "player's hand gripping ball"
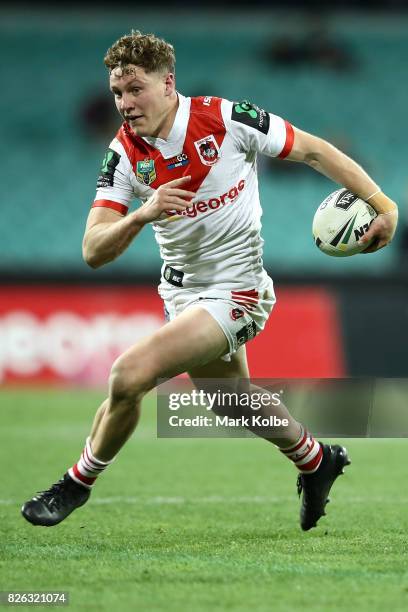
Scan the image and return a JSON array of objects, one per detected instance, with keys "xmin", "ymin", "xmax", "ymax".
[{"xmin": 312, "ymin": 188, "xmax": 377, "ymax": 257}]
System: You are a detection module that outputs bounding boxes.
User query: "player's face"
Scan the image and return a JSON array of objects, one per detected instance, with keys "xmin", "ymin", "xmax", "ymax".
[{"xmin": 109, "ymin": 65, "xmax": 176, "ymax": 138}]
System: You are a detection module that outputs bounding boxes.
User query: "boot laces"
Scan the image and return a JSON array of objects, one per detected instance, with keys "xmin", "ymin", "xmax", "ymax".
[{"xmin": 36, "ymin": 478, "xmax": 67, "ymax": 509}]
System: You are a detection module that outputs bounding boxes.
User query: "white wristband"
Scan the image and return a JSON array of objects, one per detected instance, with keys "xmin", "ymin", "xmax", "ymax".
[{"xmin": 366, "ymin": 189, "xmax": 381, "ymax": 201}]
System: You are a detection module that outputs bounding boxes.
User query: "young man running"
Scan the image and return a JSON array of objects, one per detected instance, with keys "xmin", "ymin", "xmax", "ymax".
[{"xmin": 22, "ymin": 31, "xmax": 397, "ymax": 531}]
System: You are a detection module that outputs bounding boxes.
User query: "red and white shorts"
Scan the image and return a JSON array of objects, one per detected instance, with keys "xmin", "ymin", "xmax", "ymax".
[{"xmin": 160, "ymin": 277, "xmax": 276, "ymax": 359}]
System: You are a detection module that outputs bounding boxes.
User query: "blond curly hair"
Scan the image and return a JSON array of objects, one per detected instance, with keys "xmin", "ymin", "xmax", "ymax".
[{"xmin": 104, "ymin": 30, "xmax": 175, "ymax": 74}]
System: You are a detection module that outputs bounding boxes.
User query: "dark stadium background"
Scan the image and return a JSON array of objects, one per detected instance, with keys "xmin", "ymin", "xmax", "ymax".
[{"xmin": 1, "ymin": 0, "xmax": 407, "ymax": 385}]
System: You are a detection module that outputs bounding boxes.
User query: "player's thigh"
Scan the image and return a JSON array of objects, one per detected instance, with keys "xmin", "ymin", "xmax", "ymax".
[
  {"xmin": 187, "ymin": 346, "xmax": 250, "ymax": 415},
  {"xmin": 112, "ymin": 306, "xmax": 229, "ymax": 389},
  {"xmin": 188, "ymin": 345, "xmax": 250, "ymax": 394},
  {"xmin": 188, "ymin": 345, "xmax": 250, "ymax": 382}
]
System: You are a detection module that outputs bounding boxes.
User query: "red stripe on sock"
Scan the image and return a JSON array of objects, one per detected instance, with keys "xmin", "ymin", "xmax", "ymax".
[
  {"xmin": 281, "ymin": 431, "xmax": 307, "ymax": 454},
  {"xmin": 295, "ymin": 442, "xmax": 315, "ymax": 463},
  {"xmin": 299, "ymin": 445, "xmax": 323, "ymax": 473},
  {"xmin": 73, "ymin": 463, "xmax": 97, "ymax": 486}
]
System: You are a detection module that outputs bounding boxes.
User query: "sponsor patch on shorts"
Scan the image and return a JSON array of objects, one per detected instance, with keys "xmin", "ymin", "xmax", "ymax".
[
  {"xmin": 236, "ymin": 320, "xmax": 257, "ymax": 346},
  {"xmin": 164, "ymin": 265, "xmax": 184, "ymax": 288}
]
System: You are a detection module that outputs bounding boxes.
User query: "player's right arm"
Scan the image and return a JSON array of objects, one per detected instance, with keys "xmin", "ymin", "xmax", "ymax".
[
  {"xmin": 225, "ymin": 100, "xmax": 397, "ymax": 253},
  {"xmin": 287, "ymin": 127, "xmax": 398, "ymax": 252},
  {"xmin": 83, "ymin": 176, "xmax": 195, "ymax": 268}
]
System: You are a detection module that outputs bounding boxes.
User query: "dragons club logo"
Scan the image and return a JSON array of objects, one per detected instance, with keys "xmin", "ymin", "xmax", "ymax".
[
  {"xmin": 194, "ymin": 135, "xmax": 220, "ymax": 166},
  {"xmin": 230, "ymin": 308, "xmax": 245, "ymax": 321}
]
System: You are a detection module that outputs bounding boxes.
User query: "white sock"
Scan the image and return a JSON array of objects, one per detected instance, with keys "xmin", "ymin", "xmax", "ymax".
[
  {"xmin": 68, "ymin": 437, "xmax": 114, "ymax": 489},
  {"xmin": 278, "ymin": 427, "xmax": 323, "ymax": 473}
]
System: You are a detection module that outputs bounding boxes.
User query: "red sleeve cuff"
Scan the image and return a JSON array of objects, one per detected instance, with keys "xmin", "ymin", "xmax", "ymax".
[
  {"xmin": 278, "ymin": 121, "xmax": 295, "ymax": 159},
  {"xmin": 92, "ymin": 199, "xmax": 128, "ymax": 215}
]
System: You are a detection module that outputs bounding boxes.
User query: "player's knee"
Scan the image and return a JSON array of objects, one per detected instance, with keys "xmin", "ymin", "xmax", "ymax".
[{"xmin": 109, "ymin": 354, "xmax": 155, "ymax": 406}]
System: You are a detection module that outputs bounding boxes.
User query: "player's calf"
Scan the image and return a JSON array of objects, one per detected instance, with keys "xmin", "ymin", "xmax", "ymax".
[{"xmin": 88, "ymin": 351, "xmax": 157, "ymax": 461}]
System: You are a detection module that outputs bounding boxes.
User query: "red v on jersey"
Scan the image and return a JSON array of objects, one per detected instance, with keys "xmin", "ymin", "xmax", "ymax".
[
  {"xmin": 115, "ymin": 97, "xmax": 226, "ymax": 194},
  {"xmin": 93, "ymin": 93, "xmax": 293, "ymax": 293}
]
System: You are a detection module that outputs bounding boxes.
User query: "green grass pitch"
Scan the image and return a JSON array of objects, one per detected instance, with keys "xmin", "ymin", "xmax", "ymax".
[{"xmin": 0, "ymin": 388, "xmax": 407, "ymax": 611}]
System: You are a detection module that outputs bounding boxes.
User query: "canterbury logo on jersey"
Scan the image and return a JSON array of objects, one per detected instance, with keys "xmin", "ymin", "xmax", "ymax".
[{"xmin": 165, "ymin": 179, "xmax": 246, "ymax": 219}]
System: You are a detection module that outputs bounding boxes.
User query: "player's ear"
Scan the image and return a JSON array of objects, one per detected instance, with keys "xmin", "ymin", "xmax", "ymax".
[{"xmin": 163, "ymin": 72, "xmax": 175, "ymax": 96}]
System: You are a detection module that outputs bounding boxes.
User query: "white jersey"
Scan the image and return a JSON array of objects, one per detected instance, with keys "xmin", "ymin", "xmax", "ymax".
[{"xmin": 93, "ymin": 94, "xmax": 294, "ymax": 295}]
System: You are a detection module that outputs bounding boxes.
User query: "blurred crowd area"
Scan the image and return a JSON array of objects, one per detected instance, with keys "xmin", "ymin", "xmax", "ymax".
[{"xmin": 1, "ymin": 7, "xmax": 407, "ymax": 280}]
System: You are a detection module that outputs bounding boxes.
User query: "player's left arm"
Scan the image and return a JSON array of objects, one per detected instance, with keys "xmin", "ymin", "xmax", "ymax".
[{"xmin": 286, "ymin": 127, "xmax": 398, "ymax": 253}]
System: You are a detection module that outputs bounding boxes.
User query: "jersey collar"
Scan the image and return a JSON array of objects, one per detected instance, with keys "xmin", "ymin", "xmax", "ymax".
[{"xmin": 142, "ymin": 93, "xmax": 191, "ymax": 159}]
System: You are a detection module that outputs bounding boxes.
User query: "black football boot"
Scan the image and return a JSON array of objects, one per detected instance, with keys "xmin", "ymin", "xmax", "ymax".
[
  {"xmin": 297, "ymin": 443, "xmax": 351, "ymax": 531},
  {"xmin": 21, "ymin": 473, "xmax": 91, "ymax": 527}
]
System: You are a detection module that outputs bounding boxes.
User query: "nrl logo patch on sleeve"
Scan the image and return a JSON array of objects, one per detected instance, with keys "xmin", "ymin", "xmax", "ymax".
[
  {"xmin": 97, "ymin": 149, "xmax": 121, "ymax": 188},
  {"xmin": 231, "ymin": 100, "xmax": 270, "ymax": 135}
]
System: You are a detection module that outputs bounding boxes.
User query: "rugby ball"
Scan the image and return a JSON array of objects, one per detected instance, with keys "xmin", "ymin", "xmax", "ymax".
[{"xmin": 313, "ymin": 188, "xmax": 377, "ymax": 257}]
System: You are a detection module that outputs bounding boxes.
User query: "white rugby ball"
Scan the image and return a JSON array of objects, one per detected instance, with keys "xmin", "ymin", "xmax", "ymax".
[{"xmin": 313, "ymin": 188, "xmax": 377, "ymax": 257}]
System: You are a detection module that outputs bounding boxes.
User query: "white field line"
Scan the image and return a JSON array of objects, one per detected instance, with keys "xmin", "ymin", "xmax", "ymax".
[
  {"xmin": 92, "ymin": 495, "xmax": 294, "ymax": 505},
  {"xmin": 3, "ymin": 496, "xmax": 408, "ymax": 506},
  {"xmin": 3, "ymin": 426, "xmax": 408, "ymax": 442}
]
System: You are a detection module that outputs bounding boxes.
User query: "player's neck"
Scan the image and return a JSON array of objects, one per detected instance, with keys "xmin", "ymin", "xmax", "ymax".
[{"xmin": 153, "ymin": 92, "xmax": 179, "ymax": 140}]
